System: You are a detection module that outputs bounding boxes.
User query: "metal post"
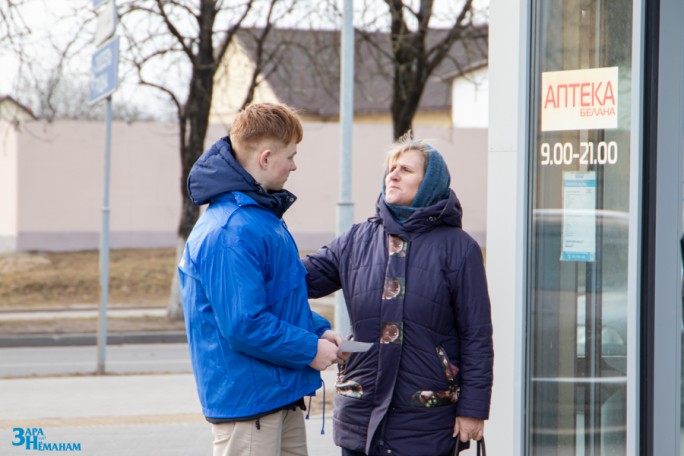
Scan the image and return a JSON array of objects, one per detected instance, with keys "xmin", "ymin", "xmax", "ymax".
[
  {"xmin": 97, "ymin": 96, "xmax": 112, "ymax": 374},
  {"xmin": 335, "ymin": 0, "xmax": 355, "ymax": 336}
]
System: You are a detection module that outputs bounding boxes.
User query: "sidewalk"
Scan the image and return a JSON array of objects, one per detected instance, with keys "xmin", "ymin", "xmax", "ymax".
[
  {"xmin": 0, "ymin": 306, "xmax": 168, "ymax": 320},
  {"xmin": 0, "ymin": 306, "xmax": 187, "ymax": 347},
  {"xmin": 0, "ymin": 297, "xmax": 335, "ymax": 348},
  {"xmin": 0, "ymin": 368, "xmax": 340, "ymax": 455},
  {"xmin": 0, "ymin": 301, "xmax": 343, "ymax": 454}
]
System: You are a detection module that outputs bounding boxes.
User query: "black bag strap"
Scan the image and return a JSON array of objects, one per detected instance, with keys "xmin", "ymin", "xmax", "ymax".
[
  {"xmin": 455, "ymin": 437, "xmax": 486, "ymax": 455},
  {"xmin": 477, "ymin": 437, "xmax": 486, "ymax": 456}
]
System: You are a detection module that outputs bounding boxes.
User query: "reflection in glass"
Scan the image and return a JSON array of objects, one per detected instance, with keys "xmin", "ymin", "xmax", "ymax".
[{"xmin": 526, "ymin": 1, "xmax": 632, "ymax": 455}]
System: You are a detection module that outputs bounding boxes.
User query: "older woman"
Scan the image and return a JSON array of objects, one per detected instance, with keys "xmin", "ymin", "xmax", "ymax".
[{"xmin": 304, "ymin": 135, "xmax": 493, "ymax": 456}]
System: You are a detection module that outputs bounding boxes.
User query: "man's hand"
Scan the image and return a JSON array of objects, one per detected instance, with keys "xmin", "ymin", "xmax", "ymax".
[
  {"xmin": 309, "ymin": 338, "xmax": 340, "ymax": 371},
  {"xmin": 320, "ymin": 330, "xmax": 350, "ymax": 363},
  {"xmin": 453, "ymin": 416, "xmax": 484, "ymax": 442}
]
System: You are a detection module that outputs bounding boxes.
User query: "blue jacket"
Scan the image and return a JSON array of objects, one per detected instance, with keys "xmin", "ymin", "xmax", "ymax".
[
  {"xmin": 178, "ymin": 137, "xmax": 331, "ymax": 420},
  {"xmin": 304, "ymin": 192, "xmax": 493, "ymax": 456}
]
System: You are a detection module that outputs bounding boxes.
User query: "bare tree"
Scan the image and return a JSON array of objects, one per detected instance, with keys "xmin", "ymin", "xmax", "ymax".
[
  {"xmin": 376, "ymin": 0, "xmax": 483, "ymax": 139},
  {"xmin": 0, "ymin": 0, "xmax": 30, "ymax": 50},
  {"xmin": 2, "ymin": 1, "xmax": 157, "ymax": 123},
  {"xmin": 11, "ymin": 26, "xmax": 155, "ymax": 122},
  {"xmin": 15, "ymin": 74, "xmax": 157, "ymax": 122},
  {"xmin": 1, "ymin": 0, "xmax": 33, "ymax": 114},
  {"xmin": 117, "ymin": 0, "xmax": 294, "ymax": 319},
  {"xmin": 242, "ymin": 1, "xmax": 488, "ymax": 141}
]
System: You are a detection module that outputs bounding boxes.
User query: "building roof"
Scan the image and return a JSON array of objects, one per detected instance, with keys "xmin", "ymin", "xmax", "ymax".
[
  {"xmin": 0, "ymin": 95, "xmax": 36, "ymax": 120},
  {"xmin": 234, "ymin": 26, "xmax": 488, "ymax": 118}
]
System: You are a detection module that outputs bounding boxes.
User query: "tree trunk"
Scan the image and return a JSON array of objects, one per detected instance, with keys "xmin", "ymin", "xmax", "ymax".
[
  {"xmin": 383, "ymin": 0, "xmax": 477, "ymax": 141},
  {"xmin": 167, "ymin": 237, "xmax": 186, "ymax": 320},
  {"xmin": 166, "ymin": 3, "xmax": 217, "ymax": 321},
  {"xmin": 390, "ymin": 71, "xmax": 425, "ymax": 140},
  {"xmin": 167, "ymin": 113, "xmax": 210, "ymax": 321},
  {"xmin": 166, "ymin": 161, "xmax": 198, "ymax": 321},
  {"xmin": 391, "ymin": 103, "xmax": 415, "ymax": 140},
  {"xmin": 167, "ymin": 117, "xmax": 203, "ymax": 321}
]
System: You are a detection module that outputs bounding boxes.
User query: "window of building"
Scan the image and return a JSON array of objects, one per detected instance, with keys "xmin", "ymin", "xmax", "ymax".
[{"xmin": 526, "ymin": 1, "xmax": 633, "ymax": 454}]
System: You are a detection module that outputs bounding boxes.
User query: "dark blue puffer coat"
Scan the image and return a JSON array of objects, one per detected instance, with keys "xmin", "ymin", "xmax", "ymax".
[{"xmin": 303, "ymin": 191, "xmax": 493, "ymax": 456}]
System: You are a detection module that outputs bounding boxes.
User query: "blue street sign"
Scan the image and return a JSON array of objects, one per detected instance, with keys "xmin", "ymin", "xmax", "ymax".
[
  {"xmin": 94, "ymin": 0, "xmax": 118, "ymax": 46},
  {"xmin": 89, "ymin": 36, "xmax": 119, "ymax": 105}
]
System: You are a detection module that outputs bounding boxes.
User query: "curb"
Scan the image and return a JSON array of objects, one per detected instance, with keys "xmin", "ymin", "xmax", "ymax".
[{"xmin": 0, "ymin": 331, "xmax": 187, "ymax": 348}]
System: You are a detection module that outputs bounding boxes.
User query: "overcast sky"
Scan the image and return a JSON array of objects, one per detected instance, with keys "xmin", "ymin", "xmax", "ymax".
[{"xmin": 1, "ymin": 0, "xmax": 98, "ymax": 105}]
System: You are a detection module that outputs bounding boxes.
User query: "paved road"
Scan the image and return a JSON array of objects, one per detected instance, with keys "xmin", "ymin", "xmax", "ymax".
[
  {"xmin": 0, "ymin": 342, "xmax": 481, "ymax": 455},
  {"xmin": 0, "ymin": 373, "xmax": 339, "ymax": 456},
  {"xmin": 0, "ymin": 343, "xmax": 340, "ymax": 455},
  {"xmin": 0, "ymin": 301, "xmax": 348, "ymax": 454},
  {"xmin": 0, "ymin": 343, "xmax": 192, "ymax": 377}
]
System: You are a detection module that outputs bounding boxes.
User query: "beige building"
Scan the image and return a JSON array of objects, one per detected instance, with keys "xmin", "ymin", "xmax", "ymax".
[{"xmin": 210, "ymin": 27, "xmax": 488, "ymax": 128}]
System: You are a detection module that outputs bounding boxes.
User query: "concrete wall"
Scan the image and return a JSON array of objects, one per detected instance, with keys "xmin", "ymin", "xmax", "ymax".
[
  {"xmin": 285, "ymin": 122, "xmax": 488, "ymax": 251},
  {"xmin": 0, "ymin": 121, "xmax": 19, "ymax": 252},
  {"xmin": 4, "ymin": 120, "xmax": 487, "ymax": 253},
  {"xmin": 14, "ymin": 121, "xmax": 181, "ymax": 252}
]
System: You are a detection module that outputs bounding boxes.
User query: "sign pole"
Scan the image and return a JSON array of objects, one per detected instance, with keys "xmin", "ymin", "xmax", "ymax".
[
  {"xmin": 335, "ymin": 0, "xmax": 354, "ymax": 336},
  {"xmin": 91, "ymin": 0, "xmax": 118, "ymax": 375},
  {"xmin": 97, "ymin": 96, "xmax": 113, "ymax": 375}
]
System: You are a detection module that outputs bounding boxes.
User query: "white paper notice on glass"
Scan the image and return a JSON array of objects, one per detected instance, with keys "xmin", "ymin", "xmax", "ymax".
[{"xmin": 561, "ymin": 171, "xmax": 597, "ymax": 262}]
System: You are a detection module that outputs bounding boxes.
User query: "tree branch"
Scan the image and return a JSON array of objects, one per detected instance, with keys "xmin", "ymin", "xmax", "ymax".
[
  {"xmin": 213, "ymin": 0, "xmax": 254, "ymax": 70},
  {"xmin": 425, "ymin": 0, "xmax": 474, "ymax": 74},
  {"xmin": 154, "ymin": 0, "xmax": 197, "ymax": 63}
]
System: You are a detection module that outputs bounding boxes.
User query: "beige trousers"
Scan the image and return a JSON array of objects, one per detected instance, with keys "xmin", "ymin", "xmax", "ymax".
[{"xmin": 211, "ymin": 409, "xmax": 308, "ymax": 456}]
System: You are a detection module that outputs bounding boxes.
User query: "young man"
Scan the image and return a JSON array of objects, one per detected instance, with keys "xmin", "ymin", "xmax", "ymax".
[{"xmin": 178, "ymin": 103, "xmax": 342, "ymax": 456}]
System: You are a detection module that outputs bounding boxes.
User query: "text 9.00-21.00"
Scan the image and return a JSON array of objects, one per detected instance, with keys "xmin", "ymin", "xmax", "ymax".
[{"xmin": 540, "ymin": 141, "xmax": 618, "ymax": 166}]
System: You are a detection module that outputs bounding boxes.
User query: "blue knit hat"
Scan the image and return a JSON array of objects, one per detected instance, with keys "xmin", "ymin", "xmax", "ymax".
[{"xmin": 382, "ymin": 144, "xmax": 451, "ymax": 224}]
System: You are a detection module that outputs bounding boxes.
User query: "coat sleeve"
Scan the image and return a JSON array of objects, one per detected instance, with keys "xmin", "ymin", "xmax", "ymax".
[
  {"xmin": 453, "ymin": 242, "xmax": 494, "ymax": 420},
  {"xmin": 204, "ymin": 237, "xmax": 319, "ymax": 370},
  {"xmin": 310, "ymin": 311, "xmax": 332, "ymax": 338},
  {"xmin": 303, "ymin": 232, "xmax": 348, "ymax": 299}
]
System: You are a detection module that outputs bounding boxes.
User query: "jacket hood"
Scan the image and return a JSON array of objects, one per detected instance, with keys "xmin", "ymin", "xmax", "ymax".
[
  {"xmin": 376, "ymin": 189, "xmax": 463, "ymax": 236},
  {"xmin": 187, "ymin": 137, "xmax": 296, "ymax": 218}
]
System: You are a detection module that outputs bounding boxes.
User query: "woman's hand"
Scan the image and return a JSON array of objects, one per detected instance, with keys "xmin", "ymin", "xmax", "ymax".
[{"xmin": 453, "ymin": 416, "xmax": 484, "ymax": 442}]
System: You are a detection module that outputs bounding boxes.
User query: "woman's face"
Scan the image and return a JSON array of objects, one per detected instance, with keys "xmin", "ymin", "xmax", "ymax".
[{"xmin": 384, "ymin": 149, "xmax": 425, "ymax": 207}]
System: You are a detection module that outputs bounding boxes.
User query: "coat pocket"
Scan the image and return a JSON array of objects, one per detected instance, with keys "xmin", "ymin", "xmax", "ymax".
[
  {"xmin": 409, "ymin": 345, "xmax": 460, "ymax": 408},
  {"xmin": 335, "ymin": 359, "xmax": 364, "ymax": 399},
  {"xmin": 335, "ymin": 380, "xmax": 364, "ymax": 399}
]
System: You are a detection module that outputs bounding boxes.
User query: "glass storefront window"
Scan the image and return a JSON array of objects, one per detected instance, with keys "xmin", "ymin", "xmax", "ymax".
[
  {"xmin": 681, "ymin": 170, "xmax": 684, "ymax": 454},
  {"xmin": 526, "ymin": 1, "xmax": 633, "ymax": 455}
]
